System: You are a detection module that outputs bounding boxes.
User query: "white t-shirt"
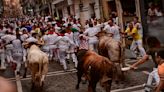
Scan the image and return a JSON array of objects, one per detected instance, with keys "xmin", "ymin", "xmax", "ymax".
[
  {"xmin": 72, "ymin": 24, "xmax": 81, "ymax": 31},
  {"xmin": 104, "ymin": 25, "xmax": 120, "ymax": 41},
  {"xmin": 42, "ymin": 35, "xmax": 49, "ymax": 45},
  {"xmin": 26, "ymin": 37, "xmax": 38, "ymax": 43},
  {"xmin": 65, "ymin": 32, "xmax": 74, "ymax": 41},
  {"xmin": 56, "ymin": 36, "xmax": 74, "ymax": 50},
  {"xmin": 1, "ymin": 34, "xmax": 16, "ymax": 44},
  {"xmin": 84, "ymin": 27, "xmax": 99, "ymax": 37},
  {"xmin": 48, "ymin": 34, "xmax": 58, "ymax": 45}
]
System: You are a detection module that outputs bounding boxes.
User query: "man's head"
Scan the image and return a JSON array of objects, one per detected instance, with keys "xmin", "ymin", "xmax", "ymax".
[
  {"xmin": 133, "ymin": 16, "xmax": 139, "ymax": 23},
  {"xmin": 156, "ymin": 49, "xmax": 164, "ymax": 64},
  {"xmin": 128, "ymin": 22, "xmax": 134, "ymax": 29},
  {"xmin": 0, "ymin": 77, "xmax": 16, "ymax": 92},
  {"xmin": 108, "ymin": 18, "xmax": 113, "ymax": 26}
]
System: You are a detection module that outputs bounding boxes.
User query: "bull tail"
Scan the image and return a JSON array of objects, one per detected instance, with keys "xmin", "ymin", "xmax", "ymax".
[{"xmin": 38, "ymin": 62, "xmax": 43, "ymax": 76}]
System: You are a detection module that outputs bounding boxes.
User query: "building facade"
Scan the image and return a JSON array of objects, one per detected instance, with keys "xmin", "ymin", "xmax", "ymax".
[{"xmin": 3, "ymin": 0, "xmax": 23, "ymax": 17}]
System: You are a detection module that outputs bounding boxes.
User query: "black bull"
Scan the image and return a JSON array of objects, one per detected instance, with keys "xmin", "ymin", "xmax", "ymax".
[{"xmin": 76, "ymin": 49, "xmax": 116, "ymax": 92}]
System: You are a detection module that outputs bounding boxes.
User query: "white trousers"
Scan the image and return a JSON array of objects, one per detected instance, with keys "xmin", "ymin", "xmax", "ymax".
[
  {"xmin": 49, "ymin": 45, "xmax": 57, "ymax": 60},
  {"xmin": 59, "ymin": 49, "xmax": 67, "ymax": 70},
  {"xmin": 66, "ymin": 52, "xmax": 78, "ymax": 68},
  {"xmin": 5, "ymin": 44, "xmax": 14, "ymax": 63},
  {"xmin": 42, "ymin": 45, "xmax": 50, "ymax": 56},
  {"xmin": 73, "ymin": 32, "xmax": 80, "ymax": 46},
  {"xmin": 66, "ymin": 46, "xmax": 78, "ymax": 68},
  {"xmin": 13, "ymin": 55, "xmax": 23, "ymax": 72},
  {"xmin": 130, "ymin": 40, "xmax": 146, "ymax": 57},
  {"xmin": 88, "ymin": 37, "xmax": 98, "ymax": 52},
  {"xmin": 145, "ymin": 68, "xmax": 160, "ymax": 91},
  {"xmin": 6, "ymin": 49, "xmax": 13, "ymax": 63},
  {"xmin": 0, "ymin": 51, "xmax": 6, "ymax": 69},
  {"xmin": 23, "ymin": 48, "xmax": 27, "ymax": 62},
  {"xmin": 53, "ymin": 48, "xmax": 60, "ymax": 61}
]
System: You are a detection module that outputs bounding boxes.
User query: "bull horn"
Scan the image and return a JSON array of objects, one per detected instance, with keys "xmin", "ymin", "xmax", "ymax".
[{"xmin": 121, "ymin": 67, "xmax": 131, "ymax": 71}]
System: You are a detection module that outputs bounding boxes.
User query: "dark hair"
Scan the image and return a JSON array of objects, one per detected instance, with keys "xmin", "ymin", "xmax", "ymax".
[
  {"xmin": 134, "ymin": 16, "xmax": 139, "ymax": 20},
  {"xmin": 157, "ymin": 49, "xmax": 164, "ymax": 59},
  {"xmin": 79, "ymin": 31, "xmax": 83, "ymax": 34},
  {"xmin": 68, "ymin": 23, "xmax": 72, "ymax": 27},
  {"xmin": 60, "ymin": 29, "xmax": 66, "ymax": 34},
  {"xmin": 89, "ymin": 23, "xmax": 93, "ymax": 27},
  {"xmin": 108, "ymin": 18, "xmax": 113, "ymax": 22}
]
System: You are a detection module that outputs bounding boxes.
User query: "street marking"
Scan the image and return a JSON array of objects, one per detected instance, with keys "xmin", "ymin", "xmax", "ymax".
[
  {"xmin": 125, "ymin": 59, "xmax": 138, "ymax": 63},
  {"xmin": 21, "ymin": 70, "xmax": 77, "ymax": 81},
  {"xmin": 15, "ymin": 72, "xmax": 23, "ymax": 92},
  {"xmin": 111, "ymin": 84, "xmax": 144, "ymax": 92},
  {"xmin": 9, "ymin": 69, "xmax": 77, "ymax": 81}
]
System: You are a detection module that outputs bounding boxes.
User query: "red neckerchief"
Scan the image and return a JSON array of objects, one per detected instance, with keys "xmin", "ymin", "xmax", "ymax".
[
  {"xmin": 58, "ymin": 33, "xmax": 65, "ymax": 36},
  {"xmin": 67, "ymin": 31, "xmax": 72, "ymax": 34},
  {"xmin": 48, "ymin": 31, "xmax": 54, "ymax": 34}
]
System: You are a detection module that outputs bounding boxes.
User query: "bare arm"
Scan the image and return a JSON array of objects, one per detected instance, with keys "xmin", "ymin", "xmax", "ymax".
[{"xmin": 155, "ymin": 80, "xmax": 164, "ymax": 92}]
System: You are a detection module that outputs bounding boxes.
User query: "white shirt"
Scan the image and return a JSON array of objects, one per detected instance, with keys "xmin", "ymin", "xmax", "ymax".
[
  {"xmin": 72, "ymin": 24, "xmax": 80, "ymax": 31},
  {"xmin": 84, "ymin": 27, "xmax": 99, "ymax": 37},
  {"xmin": 42, "ymin": 35, "xmax": 49, "ymax": 45},
  {"xmin": 26, "ymin": 37, "xmax": 38, "ymax": 43},
  {"xmin": 56, "ymin": 36, "xmax": 75, "ymax": 50},
  {"xmin": 48, "ymin": 33, "xmax": 58, "ymax": 45},
  {"xmin": 104, "ymin": 25, "xmax": 121, "ymax": 41},
  {"xmin": 1, "ymin": 34, "xmax": 16, "ymax": 44},
  {"xmin": 65, "ymin": 32, "xmax": 74, "ymax": 41},
  {"xmin": 21, "ymin": 34, "xmax": 29, "ymax": 42}
]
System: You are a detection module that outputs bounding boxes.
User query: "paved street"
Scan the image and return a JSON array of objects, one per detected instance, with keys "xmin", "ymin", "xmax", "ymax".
[
  {"xmin": 0, "ymin": 17, "xmax": 163, "ymax": 92},
  {"xmin": 0, "ymin": 0, "xmax": 163, "ymax": 92},
  {"xmin": 0, "ymin": 55, "xmax": 155, "ymax": 92}
]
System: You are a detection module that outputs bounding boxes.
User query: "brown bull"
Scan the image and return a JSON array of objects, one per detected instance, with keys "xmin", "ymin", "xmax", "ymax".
[
  {"xmin": 76, "ymin": 49, "xmax": 115, "ymax": 92},
  {"xmin": 24, "ymin": 44, "xmax": 49, "ymax": 88},
  {"xmin": 97, "ymin": 31, "xmax": 124, "ymax": 81}
]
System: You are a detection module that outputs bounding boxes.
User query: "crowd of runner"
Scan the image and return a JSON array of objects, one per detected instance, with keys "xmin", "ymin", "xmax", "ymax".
[{"xmin": 0, "ymin": 14, "xmax": 163, "ymax": 91}]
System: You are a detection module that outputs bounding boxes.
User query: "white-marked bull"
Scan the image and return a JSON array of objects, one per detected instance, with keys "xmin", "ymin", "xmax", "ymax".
[{"xmin": 24, "ymin": 43, "xmax": 49, "ymax": 88}]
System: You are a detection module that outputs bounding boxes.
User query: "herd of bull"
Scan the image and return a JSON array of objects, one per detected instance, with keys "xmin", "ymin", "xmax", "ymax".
[{"xmin": 23, "ymin": 31, "xmax": 124, "ymax": 92}]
